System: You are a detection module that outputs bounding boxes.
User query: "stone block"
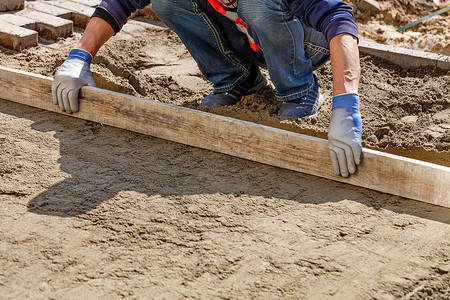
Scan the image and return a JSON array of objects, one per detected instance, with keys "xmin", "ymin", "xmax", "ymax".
[
  {"xmin": 16, "ymin": 10, "xmax": 73, "ymax": 40},
  {"xmin": 0, "ymin": 0, "xmax": 25, "ymax": 12},
  {"xmin": 26, "ymin": 1, "xmax": 72, "ymax": 20},
  {"xmin": 46, "ymin": 0, "xmax": 95, "ymax": 28},
  {"xmin": 0, "ymin": 13, "xmax": 36, "ymax": 30},
  {"xmin": 432, "ymin": 109, "xmax": 450, "ymax": 122},
  {"xmin": 358, "ymin": 0, "xmax": 381, "ymax": 13},
  {"xmin": 0, "ymin": 22, "xmax": 38, "ymax": 51}
]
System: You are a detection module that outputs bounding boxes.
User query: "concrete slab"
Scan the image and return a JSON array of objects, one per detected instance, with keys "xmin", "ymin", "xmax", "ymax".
[
  {"xmin": 0, "ymin": 22, "xmax": 37, "ymax": 51},
  {"xmin": 0, "ymin": 0, "xmax": 24, "ymax": 12},
  {"xmin": 26, "ymin": 1, "xmax": 72, "ymax": 20},
  {"xmin": 0, "ymin": 13, "xmax": 36, "ymax": 30},
  {"xmin": 46, "ymin": 0, "xmax": 95, "ymax": 28},
  {"xmin": 359, "ymin": 40, "xmax": 450, "ymax": 70},
  {"xmin": 16, "ymin": 10, "xmax": 73, "ymax": 40}
]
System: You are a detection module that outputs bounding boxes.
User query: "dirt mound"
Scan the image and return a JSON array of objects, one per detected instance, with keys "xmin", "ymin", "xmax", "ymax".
[{"xmin": 347, "ymin": 0, "xmax": 450, "ymax": 55}]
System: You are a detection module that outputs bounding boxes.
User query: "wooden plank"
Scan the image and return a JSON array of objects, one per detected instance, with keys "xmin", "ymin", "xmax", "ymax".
[
  {"xmin": 359, "ymin": 41, "xmax": 450, "ymax": 70},
  {"xmin": 0, "ymin": 66, "xmax": 448, "ymax": 208}
]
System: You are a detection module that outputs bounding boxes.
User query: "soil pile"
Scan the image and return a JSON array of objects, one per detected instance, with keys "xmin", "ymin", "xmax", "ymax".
[{"xmin": 347, "ymin": 0, "xmax": 450, "ymax": 55}]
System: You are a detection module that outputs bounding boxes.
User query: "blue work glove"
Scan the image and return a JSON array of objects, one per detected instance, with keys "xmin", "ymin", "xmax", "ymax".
[
  {"xmin": 52, "ymin": 48, "xmax": 96, "ymax": 113},
  {"xmin": 328, "ymin": 93, "xmax": 362, "ymax": 177}
]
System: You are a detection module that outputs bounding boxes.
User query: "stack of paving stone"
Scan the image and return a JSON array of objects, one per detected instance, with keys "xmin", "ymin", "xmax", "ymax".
[{"xmin": 0, "ymin": 0, "xmax": 100, "ymax": 51}]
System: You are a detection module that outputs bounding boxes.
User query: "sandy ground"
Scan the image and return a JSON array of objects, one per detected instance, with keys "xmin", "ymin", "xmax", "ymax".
[
  {"xmin": 349, "ymin": 0, "xmax": 450, "ymax": 56},
  {"xmin": 1, "ymin": 1, "xmax": 450, "ymax": 299},
  {"xmin": 1, "ymin": 99, "xmax": 449, "ymax": 299}
]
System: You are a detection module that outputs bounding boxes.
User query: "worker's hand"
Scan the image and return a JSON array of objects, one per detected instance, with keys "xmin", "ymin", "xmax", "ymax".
[
  {"xmin": 328, "ymin": 93, "xmax": 362, "ymax": 177},
  {"xmin": 52, "ymin": 48, "xmax": 96, "ymax": 113}
]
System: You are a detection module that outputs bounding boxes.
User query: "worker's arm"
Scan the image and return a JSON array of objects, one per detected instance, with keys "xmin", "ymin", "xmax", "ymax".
[
  {"xmin": 327, "ymin": 33, "xmax": 362, "ymax": 177},
  {"xmin": 74, "ymin": 17, "xmax": 115, "ymax": 56},
  {"xmin": 52, "ymin": 0, "xmax": 151, "ymax": 113},
  {"xmin": 289, "ymin": 0, "xmax": 362, "ymax": 176},
  {"xmin": 330, "ymin": 33, "xmax": 360, "ymax": 95},
  {"xmin": 52, "ymin": 17, "xmax": 114, "ymax": 113}
]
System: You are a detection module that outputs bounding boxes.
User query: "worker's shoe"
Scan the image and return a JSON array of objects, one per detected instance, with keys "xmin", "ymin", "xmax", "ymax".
[
  {"xmin": 278, "ymin": 75, "xmax": 324, "ymax": 118},
  {"xmin": 200, "ymin": 68, "xmax": 269, "ymax": 107}
]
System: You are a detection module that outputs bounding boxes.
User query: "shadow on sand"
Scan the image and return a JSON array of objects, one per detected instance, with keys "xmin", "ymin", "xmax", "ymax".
[{"xmin": 1, "ymin": 99, "xmax": 448, "ymax": 224}]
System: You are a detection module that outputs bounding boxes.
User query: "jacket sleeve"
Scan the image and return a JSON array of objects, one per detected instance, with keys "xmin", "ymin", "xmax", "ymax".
[
  {"xmin": 290, "ymin": 0, "xmax": 358, "ymax": 43},
  {"xmin": 92, "ymin": 0, "xmax": 151, "ymax": 34}
]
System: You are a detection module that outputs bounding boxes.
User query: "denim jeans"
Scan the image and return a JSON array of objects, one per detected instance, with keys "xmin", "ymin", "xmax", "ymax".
[{"xmin": 151, "ymin": 0, "xmax": 330, "ymax": 101}]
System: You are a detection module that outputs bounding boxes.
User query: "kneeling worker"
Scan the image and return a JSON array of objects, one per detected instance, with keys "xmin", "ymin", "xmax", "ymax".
[{"xmin": 52, "ymin": 0, "xmax": 363, "ymax": 177}]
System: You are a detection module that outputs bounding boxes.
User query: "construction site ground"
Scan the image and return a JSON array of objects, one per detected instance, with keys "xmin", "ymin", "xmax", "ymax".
[{"xmin": 0, "ymin": 0, "xmax": 449, "ymax": 299}]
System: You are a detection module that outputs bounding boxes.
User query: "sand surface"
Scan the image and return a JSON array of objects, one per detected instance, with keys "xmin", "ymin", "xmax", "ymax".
[
  {"xmin": 350, "ymin": 0, "xmax": 450, "ymax": 56},
  {"xmin": 0, "ymin": 1, "xmax": 449, "ymax": 299}
]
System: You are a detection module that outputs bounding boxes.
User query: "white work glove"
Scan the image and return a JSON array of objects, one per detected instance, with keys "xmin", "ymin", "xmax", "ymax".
[
  {"xmin": 328, "ymin": 93, "xmax": 362, "ymax": 177},
  {"xmin": 52, "ymin": 48, "xmax": 96, "ymax": 113}
]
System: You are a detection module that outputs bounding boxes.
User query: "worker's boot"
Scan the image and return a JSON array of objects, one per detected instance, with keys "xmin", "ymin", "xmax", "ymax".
[
  {"xmin": 278, "ymin": 75, "xmax": 324, "ymax": 118},
  {"xmin": 200, "ymin": 68, "xmax": 269, "ymax": 107}
]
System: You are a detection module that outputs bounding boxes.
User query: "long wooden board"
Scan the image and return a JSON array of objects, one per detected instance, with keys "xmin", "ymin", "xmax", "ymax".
[
  {"xmin": 0, "ymin": 66, "xmax": 449, "ymax": 208},
  {"xmin": 359, "ymin": 41, "xmax": 450, "ymax": 70}
]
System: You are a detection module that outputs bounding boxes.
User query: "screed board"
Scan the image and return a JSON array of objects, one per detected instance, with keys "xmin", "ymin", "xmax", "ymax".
[{"xmin": 0, "ymin": 66, "xmax": 448, "ymax": 208}]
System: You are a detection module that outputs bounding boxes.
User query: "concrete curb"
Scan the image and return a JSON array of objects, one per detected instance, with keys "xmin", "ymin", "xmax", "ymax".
[{"xmin": 359, "ymin": 40, "xmax": 450, "ymax": 70}]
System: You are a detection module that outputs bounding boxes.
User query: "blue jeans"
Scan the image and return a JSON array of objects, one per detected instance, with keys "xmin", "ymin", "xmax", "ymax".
[{"xmin": 151, "ymin": 0, "xmax": 330, "ymax": 101}]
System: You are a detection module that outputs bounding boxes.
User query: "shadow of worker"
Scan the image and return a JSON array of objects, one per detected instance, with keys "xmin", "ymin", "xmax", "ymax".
[
  {"xmin": 25, "ymin": 103, "xmax": 350, "ymax": 218},
  {"xmin": 15, "ymin": 100, "xmax": 449, "ymax": 224}
]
